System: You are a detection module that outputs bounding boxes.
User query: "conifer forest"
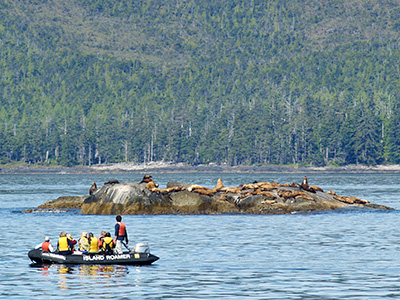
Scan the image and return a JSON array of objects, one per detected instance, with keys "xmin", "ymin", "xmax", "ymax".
[{"xmin": 1, "ymin": 0, "xmax": 400, "ymax": 167}]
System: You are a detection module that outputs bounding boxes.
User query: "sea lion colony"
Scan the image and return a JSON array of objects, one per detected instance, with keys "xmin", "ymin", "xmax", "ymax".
[{"xmin": 140, "ymin": 175, "xmax": 369, "ymax": 206}]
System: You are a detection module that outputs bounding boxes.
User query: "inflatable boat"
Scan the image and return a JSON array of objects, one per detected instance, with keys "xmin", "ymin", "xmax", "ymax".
[{"xmin": 28, "ymin": 243, "xmax": 159, "ymax": 265}]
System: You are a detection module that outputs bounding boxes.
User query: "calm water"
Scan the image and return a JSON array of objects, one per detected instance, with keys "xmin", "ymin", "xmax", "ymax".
[{"xmin": 1, "ymin": 172, "xmax": 400, "ymax": 299}]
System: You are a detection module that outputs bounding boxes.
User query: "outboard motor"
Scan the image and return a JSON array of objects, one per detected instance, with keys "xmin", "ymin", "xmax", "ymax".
[{"xmin": 134, "ymin": 242, "xmax": 150, "ymax": 254}]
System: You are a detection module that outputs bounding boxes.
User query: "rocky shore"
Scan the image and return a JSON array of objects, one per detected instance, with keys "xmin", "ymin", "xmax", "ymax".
[
  {"xmin": 4, "ymin": 162, "xmax": 400, "ymax": 174},
  {"xmin": 25, "ymin": 175, "xmax": 393, "ymax": 215}
]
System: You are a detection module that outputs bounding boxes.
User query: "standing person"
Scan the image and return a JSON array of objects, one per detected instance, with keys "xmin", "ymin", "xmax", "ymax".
[
  {"xmin": 35, "ymin": 236, "xmax": 54, "ymax": 252},
  {"xmin": 114, "ymin": 215, "xmax": 128, "ymax": 254}
]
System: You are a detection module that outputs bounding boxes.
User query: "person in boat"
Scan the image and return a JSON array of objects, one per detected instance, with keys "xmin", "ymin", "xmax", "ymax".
[
  {"xmin": 88, "ymin": 232, "xmax": 99, "ymax": 253},
  {"xmin": 101, "ymin": 232, "xmax": 115, "ymax": 254},
  {"xmin": 98, "ymin": 232, "xmax": 106, "ymax": 250},
  {"xmin": 67, "ymin": 233, "xmax": 77, "ymax": 253},
  {"xmin": 114, "ymin": 215, "xmax": 129, "ymax": 254},
  {"xmin": 35, "ymin": 236, "xmax": 54, "ymax": 252},
  {"xmin": 78, "ymin": 231, "xmax": 89, "ymax": 252},
  {"xmin": 57, "ymin": 231, "xmax": 74, "ymax": 255},
  {"xmin": 98, "ymin": 230, "xmax": 106, "ymax": 249}
]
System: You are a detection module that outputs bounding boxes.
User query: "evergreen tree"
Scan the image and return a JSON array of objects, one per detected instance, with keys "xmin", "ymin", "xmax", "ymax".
[{"xmin": 385, "ymin": 102, "xmax": 400, "ymax": 163}]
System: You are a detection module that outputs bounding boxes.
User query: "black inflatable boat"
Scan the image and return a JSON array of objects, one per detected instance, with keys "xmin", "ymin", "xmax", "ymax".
[{"xmin": 28, "ymin": 247, "xmax": 159, "ymax": 265}]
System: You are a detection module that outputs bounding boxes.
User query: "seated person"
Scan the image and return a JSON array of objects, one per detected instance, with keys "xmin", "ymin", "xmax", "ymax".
[
  {"xmin": 101, "ymin": 232, "xmax": 115, "ymax": 254},
  {"xmin": 35, "ymin": 236, "xmax": 54, "ymax": 252},
  {"xmin": 57, "ymin": 232, "xmax": 74, "ymax": 255},
  {"xmin": 88, "ymin": 232, "xmax": 99, "ymax": 253},
  {"xmin": 78, "ymin": 231, "xmax": 89, "ymax": 252},
  {"xmin": 67, "ymin": 234, "xmax": 77, "ymax": 253},
  {"xmin": 98, "ymin": 230, "xmax": 106, "ymax": 249}
]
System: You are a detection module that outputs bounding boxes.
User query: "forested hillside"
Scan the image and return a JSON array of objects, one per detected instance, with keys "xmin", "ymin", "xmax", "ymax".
[{"xmin": 1, "ymin": 0, "xmax": 400, "ymax": 167}]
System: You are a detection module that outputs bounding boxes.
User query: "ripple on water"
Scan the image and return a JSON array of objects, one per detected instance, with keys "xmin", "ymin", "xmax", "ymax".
[{"xmin": 1, "ymin": 173, "xmax": 400, "ymax": 299}]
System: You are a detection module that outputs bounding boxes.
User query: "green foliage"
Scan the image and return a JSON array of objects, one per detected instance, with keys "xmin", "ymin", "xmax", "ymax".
[
  {"xmin": 0, "ymin": 0, "xmax": 400, "ymax": 166},
  {"xmin": 384, "ymin": 103, "xmax": 400, "ymax": 164}
]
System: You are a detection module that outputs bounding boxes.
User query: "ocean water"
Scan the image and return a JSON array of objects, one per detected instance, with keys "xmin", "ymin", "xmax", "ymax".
[{"xmin": 1, "ymin": 172, "xmax": 400, "ymax": 299}]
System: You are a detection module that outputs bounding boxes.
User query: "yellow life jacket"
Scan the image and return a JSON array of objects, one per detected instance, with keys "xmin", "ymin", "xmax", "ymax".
[
  {"xmin": 79, "ymin": 236, "xmax": 89, "ymax": 251},
  {"xmin": 102, "ymin": 236, "xmax": 114, "ymax": 251},
  {"xmin": 58, "ymin": 237, "xmax": 69, "ymax": 252},
  {"xmin": 89, "ymin": 237, "xmax": 98, "ymax": 253}
]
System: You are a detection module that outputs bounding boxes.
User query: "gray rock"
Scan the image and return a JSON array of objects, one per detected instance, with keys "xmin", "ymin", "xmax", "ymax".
[
  {"xmin": 28, "ymin": 179, "xmax": 394, "ymax": 215},
  {"xmin": 167, "ymin": 181, "xmax": 190, "ymax": 189}
]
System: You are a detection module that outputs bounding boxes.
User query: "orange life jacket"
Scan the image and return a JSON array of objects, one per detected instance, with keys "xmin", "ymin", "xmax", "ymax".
[
  {"xmin": 117, "ymin": 222, "xmax": 126, "ymax": 236},
  {"xmin": 42, "ymin": 241, "xmax": 51, "ymax": 252}
]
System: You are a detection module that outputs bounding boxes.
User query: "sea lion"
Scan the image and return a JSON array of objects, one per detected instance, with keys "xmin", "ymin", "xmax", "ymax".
[
  {"xmin": 301, "ymin": 176, "xmax": 316, "ymax": 193},
  {"xmin": 252, "ymin": 190, "xmax": 277, "ymax": 199},
  {"xmin": 140, "ymin": 174, "xmax": 153, "ymax": 183},
  {"xmin": 290, "ymin": 182, "xmax": 301, "ymax": 188},
  {"xmin": 156, "ymin": 186, "xmax": 185, "ymax": 194},
  {"xmin": 310, "ymin": 185, "xmax": 324, "ymax": 192},
  {"xmin": 146, "ymin": 181, "xmax": 160, "ymax": 191},
  {"xmin": 89, "ymin": 182, "xmax": 97, "ymax": 195},
  {"xmin": 334, "ymin": 195, "xmax": 369, "ymax": 205},
  {"xmin": 294, "ymin": 192, "xmax": 315, "ymax": 201},
  {"xmin": 261, "ymin": 199, "xmax": 278, "ymax": 205},
  {"xmin": 189, "ymin": 187, "xmax": 215, "ymax": 196},
  {"xmin": 255, "ymin": 182, "xmax": 276, "ymax": 191},
  {"xmin": 242, "ymin": 183, "xmax": 259, "ymax": 190},
  {"xmin": 219, "ymin": 186, "xmax": 242, "ymax": 194},
  {"xmin": 215, "ymin": 178, "xmax": 224, "ymax": 190},
  {"xmin": 187, "ymin": 184, "xmax": 205, "ymax": 192},
  {"xmin": 278, "ymin": 190, "xmax": 299, "ymax": 199},
  {"xmin": 301, "ymin": 176, "xmax": 309, "ymax": 190},
  {"xmin": 187, "ymin": 178, "xmax": 224, "ymax": 196},
  {"xmin": 104, "ymin": 179, "xmax": 119, "ymax": 185}
]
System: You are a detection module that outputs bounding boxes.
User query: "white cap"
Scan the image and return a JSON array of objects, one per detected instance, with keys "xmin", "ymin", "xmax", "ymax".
[{"xmin": 45, "ymin": 236, "xmax": 50, "ymax": 241}]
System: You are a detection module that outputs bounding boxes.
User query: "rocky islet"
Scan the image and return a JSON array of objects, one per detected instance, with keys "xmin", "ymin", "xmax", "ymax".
[{"xmin": 26, "ymin": 175, "xmax": 393, "ymax": 214}]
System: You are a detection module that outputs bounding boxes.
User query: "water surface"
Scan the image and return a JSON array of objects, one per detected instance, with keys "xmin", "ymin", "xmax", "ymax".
[{"xmin": 1, "ymin": 172, "xmax": 400, "ymax": 299}]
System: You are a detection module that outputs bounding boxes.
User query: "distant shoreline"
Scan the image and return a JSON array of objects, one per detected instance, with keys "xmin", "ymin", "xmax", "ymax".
[{"xmin": 1, "ymin": 162, "xmax": 400, "ymax": 174}]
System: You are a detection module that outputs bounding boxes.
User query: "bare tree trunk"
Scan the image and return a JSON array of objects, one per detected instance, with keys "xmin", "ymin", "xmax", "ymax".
[
  {"xmin": 124, "ymin": 141, "xmax": 128, "ymax": 162},
  {"xmin": 88, "ymin": 145, "xmax": 92, "ymax": 166}
]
